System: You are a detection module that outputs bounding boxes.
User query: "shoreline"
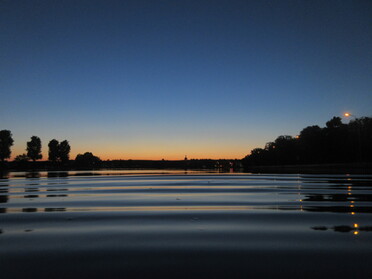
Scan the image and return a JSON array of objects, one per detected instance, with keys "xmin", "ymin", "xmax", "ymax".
[
  {"xmin": 244, "ymin": 162, "xmax": 372, "ymax": 174},
  {"xmin": 1, "ymin": 162, "xmax": 371, "ymax": 175}
]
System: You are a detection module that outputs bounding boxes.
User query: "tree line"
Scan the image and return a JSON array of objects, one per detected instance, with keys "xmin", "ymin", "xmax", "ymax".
[
  {"xmin": 0, "ymin": 130, "xmax": 101, "ymax": 168},
  {"xmin": 0, "ymin": 132, "xmax": 72, "ymax": 163},
  {"xmin": 242, "ymin": 116, "xmax": 372, "ymax": 167},
  {"xmin": 2, "ymin": 116, "xmax": 371, "ymax": 170}
]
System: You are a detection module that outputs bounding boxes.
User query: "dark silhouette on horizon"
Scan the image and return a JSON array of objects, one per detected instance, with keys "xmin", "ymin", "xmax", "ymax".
[
  {"xmin": 75, "ymin": 152, "xmax": 102, "ymax": 169},
  {"xmin": 242, "ymin": 116, "xmax": 372, "ymax": 169},
  {"xmin": 14, "ymin": 154, "xmax": 30, "ymax": 169},
  {"xmin": 27, "ymin": 136, "xmax": 42, "ymax": 162},
  {"xmin": 2, "ymin": 115, "xmax": 371, "ymax": 172},
  {"xmin": 48, "ymin": 139, "xmax": 59, "ymax": 162},
  {"xmin": 0, "ymin": 130, "xmax": 14, "ymax": 162},
  {"xmin": 48, "ymin": 139, "xmax": 71, "ymax": 164}
]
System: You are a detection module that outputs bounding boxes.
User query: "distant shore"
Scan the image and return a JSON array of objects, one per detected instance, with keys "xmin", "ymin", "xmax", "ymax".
[
  {"xmin": 245, "ymin": 162, "xmax": 372, "ymax": 174},
  {"xmin": 0, "ymin": 159, "xmax": 240, "ymax": 172},
  {"xmin": 1, "ymin": 160, "xmax": 371, "ymax": 174}
]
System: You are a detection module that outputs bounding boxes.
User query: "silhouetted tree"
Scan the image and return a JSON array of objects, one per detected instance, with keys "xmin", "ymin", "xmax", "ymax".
[
  {"xmin": 243, "ymin": 148, "xmax": 267, "ymax": 165},
  {"xmin": 59, "ymin": 140, "xmax": 71, "ymax": 163},
  {"xmin": 298, "ymin": 125, "xmax": 324, "ymax": 163},
  {"xmin": 75, "ymin": 152, "xmax": 101, "ymax": 169},
  {"xmin": 48, "ymin": 139, "xmax": 59, "ymax": 162},
  {"xmin": 273, "ymin": 135, "xmax": 298, "ymax": 164},
  {"xmin": 324, "ymin": 117, "xmax": 348, "ymax": 162},
  {"xmin": 265, "ymin": 142, "xmax": 275, "ymax": 152},
  {"xmin": 326, "ymin": 117, "xmax": 343, "ymax": 129},
  {"xmin": 263, "ymin": 142, "xmax": 277, "ymax": 164},
  {"xmin": 14, "ymin": 154, "xmax": 29, "ymax": 162},
  {"xmin": 0, "ymin": 130, "xmax": 14, "ymax": 162},
  {"xmin": 14, "ymin": 154, "xmax": 30, "ymax": 169},
  {"xmin": 48, "ymin": 139, "xmax": 71, "ymax": 163},
  {"xmin": 27, "ymin": 136, "xmax": 42, "ymax": 162},
  {"xmin": 348, "ymin": 117, "xmax": 372, "ymax": 162},
  {"xmin": 242, "ymin": 116, "xmax": 372, "ymax": 168}
]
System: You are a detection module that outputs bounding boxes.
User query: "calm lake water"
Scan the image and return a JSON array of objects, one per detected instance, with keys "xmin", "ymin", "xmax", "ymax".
[{"xmin": 1, "ymin": 170, "xmax": 372, "ymax": 278}]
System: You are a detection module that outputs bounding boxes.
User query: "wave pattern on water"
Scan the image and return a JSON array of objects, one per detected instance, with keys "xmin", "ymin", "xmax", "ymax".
[{"xmin": 1, "ymin": 171, "xmax": 372, "ymax": 278}]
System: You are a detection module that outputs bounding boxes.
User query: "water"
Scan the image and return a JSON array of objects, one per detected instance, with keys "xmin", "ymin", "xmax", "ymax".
[{"xmin": 1, "ymin": 170, "xmax": 372, "ymax": 278}]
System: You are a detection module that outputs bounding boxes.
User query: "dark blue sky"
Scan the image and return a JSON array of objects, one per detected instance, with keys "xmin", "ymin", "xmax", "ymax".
[{"xmin": 1, "ymin": 0, "xmax": 371, "ymax": 159}]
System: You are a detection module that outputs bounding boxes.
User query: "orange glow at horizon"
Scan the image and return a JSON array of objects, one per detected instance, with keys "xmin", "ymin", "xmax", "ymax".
[
  {"xmin": 10, "ymin": 142, "xmax": 255, "ymax": 161},
  {"xmin": 8, "ymin": 129, "xmax": 265, "ymax": 161}
]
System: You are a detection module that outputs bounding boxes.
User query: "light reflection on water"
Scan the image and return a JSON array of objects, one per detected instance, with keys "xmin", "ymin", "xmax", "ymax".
[
  {"xmin": 1, "ymin": 170, "xmax": 372, "ymax": 278},
  {"xmin": 1, "ymin": 171, "xmax": 372, "ymax": 215}
]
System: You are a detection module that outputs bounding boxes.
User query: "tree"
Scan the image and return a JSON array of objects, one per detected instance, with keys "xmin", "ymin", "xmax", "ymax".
[
  {"xmin": 48, "ymin": 139, "xmax": 71, "ymax": 163},
  {"xmin": 75, "ymin": 152, "xmax": 101, "ymax": 169},
  {"xmin": 242, "ymin": 116, "xmax": 372, "ymax": 168},
  {"xmin": 27, "ymin": 136, "xmax": 42, "ymax": 162},
  {"xmin": 59, "ymin": 140, "xmax": 71, "ymax": 163},
  {"xmin": 14, "ymin": 154, "xmax": 29, "ymax": 162},
  {"xmin": 326, "ymin": 117, "xmax": 343, "ymax": 129},
  {"xmin": 48, "ymin": 139, "xmax": 59, "ymax": 162},
  {"xmin": 0, "ymin": 130, "xmax": 14, "ymax": 162},
  {"xmin": 265, "ymin": 142, "xmax": 276, "ymax": 152},
  {"xmin": 274, "ymin": 135, "xmax": 297, "ymax": 164},
  {"xmin": 348, "ymin": 117, "xmax": 372, "ymax": 162},
  {"xmin": 298, "ymin": 125, "xmax": 324, "ymax": 163},
  {"xmin": 325, "ymin": 117, "xmax": 348, "ymax": 162},
  {"xmin": 14, "ymin": 154, "xmax": 30, "ymax": 169}
]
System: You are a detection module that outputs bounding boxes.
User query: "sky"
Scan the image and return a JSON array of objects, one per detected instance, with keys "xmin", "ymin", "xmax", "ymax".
[{"xmin": 1, "ymin": 0, "xmax": 371, "ymax": 160}]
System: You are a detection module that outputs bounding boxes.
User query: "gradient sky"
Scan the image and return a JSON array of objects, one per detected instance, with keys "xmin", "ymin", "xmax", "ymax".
[{"xmin": 1, "ymin": 0, "xmax": 371, "ymax": 160}]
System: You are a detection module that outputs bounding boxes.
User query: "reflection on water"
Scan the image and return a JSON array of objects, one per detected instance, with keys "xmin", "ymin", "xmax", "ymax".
[
  {"xmin": 1, "ymin": 171, "xmax": 372, "ymax": 278},
  {"xmin": 25, "ymin": 187, "xmax": 39, "ymax": 192},
  {"xmin": 22, "ymin": 207, "xmax": 37, "ymax": 213},
  {"xmin": 0, "ymin": 178, "xmax": 8, "ymax": 204},
  {"xmin": 47, "ymin": 171, "xmax": 69, "ymax": 178},
  {"xmin": 304, "ymin": 193, "xmax": 372, "ymax": 202},
  {"xmin": 44, "ymin": 208, "xmax": 66, "ymax": 212},
  {"xmin": 0, "ymin": 171, "xmax": 371, "ymax": 215},
  {"xmin": 0, "ymin": 195, "xmax": 8, "ymax": 203},
  {"xmin": 0, "ymin": 171, "xmax": 9, "ymax": 180},
  {"xmin": 12, "ymin": 207, "xmax": 67, "ymax": 213},
  {"xmin": 303, "ymin": 205, "xmax": 372, "ymax": 214},
  {"xmin": 25, "ymin": 172, "xmax": 41, "ymax": 179},
  {"xmin": 24, "ymin": 195, "xmax": 39, "ymax": 199},
  {"xmin": 313, "ymin": 224, "xmax": 372, "ymax": 234}
]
